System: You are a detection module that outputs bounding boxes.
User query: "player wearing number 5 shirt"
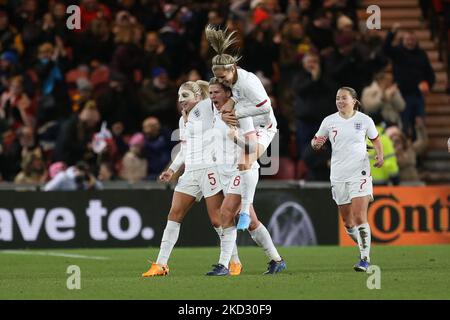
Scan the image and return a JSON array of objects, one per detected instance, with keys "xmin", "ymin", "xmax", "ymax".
[{"xmin": 142, "ymin": 80, "xmax": 226, "ymax": 277}]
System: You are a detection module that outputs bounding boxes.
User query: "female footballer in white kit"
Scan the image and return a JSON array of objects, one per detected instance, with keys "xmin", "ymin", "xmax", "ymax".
[
  {"xmin": 312, "ymin": 87, "xmax": 384, "ymax": 272},
  {"xmin": 205, "ymin": 78, "xmax": 286, "ymax": 276},
  {"xmin": 142, "ymin": 80, "xmax": 237, "ymax": 277},
  {"xmin": 205, "ymin": 25, "xmax": 277, "ymax": 231}
]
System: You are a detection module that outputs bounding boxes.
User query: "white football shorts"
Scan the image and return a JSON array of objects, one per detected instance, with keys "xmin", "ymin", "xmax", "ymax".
[
  {"xmin": 331, "ymin": 176, "xmax": 374, "ymax": 205},
  {"xmin": 175, "ymin": 167, "xmax": 222, "ymax": 201}
]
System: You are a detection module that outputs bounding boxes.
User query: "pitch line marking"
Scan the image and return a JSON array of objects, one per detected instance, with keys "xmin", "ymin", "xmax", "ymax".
[{"xmin": 0, "ymin": 250, "xmax": 110, "ymax": 260}]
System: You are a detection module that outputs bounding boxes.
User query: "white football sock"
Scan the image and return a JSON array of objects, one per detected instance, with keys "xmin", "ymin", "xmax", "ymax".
[
  {"xmin": 214, "ymin": 226, "xmax": 223, "ymax": 237},
  {"xmin": 218, "ymin": 226, "xmax": 237, "ymax": 267},
  {"xmin": 345, "ymin": 226, "xmax": 358, "ymax": 244},
  {"xmin": 215, "ymin": 226, "xmax": 240, "ymax": 264},
  {"xmin": 356, "ymin": 223, "xmax": 371, "ymax": 262},
  {"xmin": 249, "ymin": 223, "xmax": 282, "ymax": 262},
  {"xmin": 156, "ymin": 220, "xmax": 180, "ymax": 266},
  {"xmin": 240, "ymin": 168, "xmax": 259, "ymax": 214}
]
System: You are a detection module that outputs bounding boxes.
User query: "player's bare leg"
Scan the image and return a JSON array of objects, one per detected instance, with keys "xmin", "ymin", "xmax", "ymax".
[{"xmin": 339, "ymin": 204, "xmax": 358, "ymax": 243}]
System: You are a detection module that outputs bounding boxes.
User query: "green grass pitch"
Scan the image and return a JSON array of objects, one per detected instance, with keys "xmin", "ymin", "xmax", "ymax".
[{"xmin": 0, "ymin": 245, "xmax": 449, "ymax": 300}]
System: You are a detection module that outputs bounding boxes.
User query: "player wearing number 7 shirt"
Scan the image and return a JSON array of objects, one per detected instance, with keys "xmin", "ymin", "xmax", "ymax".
[
  {"xmin": 312, "ymin": 87, "xmax": 384, "ymax": 272},
  {"xmin": 142, "ymin": 80, "xmax": 241, "ymax": 277}
]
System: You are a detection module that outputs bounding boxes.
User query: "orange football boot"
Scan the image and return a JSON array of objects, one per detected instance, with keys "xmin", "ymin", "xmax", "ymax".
[
  {"xmin": 229, "ymin": 261, "xmax": 243, "ymax": 276},
  {"xmin": 142, "ymin": 262, "xmax": 169, "ymax": 277}
]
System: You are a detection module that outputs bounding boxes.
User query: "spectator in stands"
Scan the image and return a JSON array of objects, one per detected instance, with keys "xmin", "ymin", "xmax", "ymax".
[
  {"xmin": 279, "ymin": 20, "xmax": 312, "ymax": 75},
  {"xmin": 139, "ymin": 67, "xmax": 178, "ymax": 129},
  {"xmin": 79, "ymin": 0, "xmax": 112, "ymax": 32},
  {"xmin": 0, "ymin": 125, "xmax": 37, "ymax": 181},
  {"xmin": 96, "ymin": 71, "xmax": 141, "ymax": 134},
  {"xmin": 158, "ymin": 5, "xmax": 192, "ymax": 80},
  {"xmin": 357, "ymin": 28, "xmax": 389, "ymax": 75},
  {"xmin": 387, "ymin": 119, "xmax": 428, "ymax": 183},
  {"xmin": 383, "ymin": 23, "xmax": 435, "ymax": 139},
  {"xmin": 361, "ymin": 71, "xmax": 406, "ymax": 128},
  {"xmin": 0, "ymin": 75, "xmax": 35, "ymax": 136},
  {"xmin": 367, "ymin": 123, "xmax": 400, "ymax": 185},
  {"xmin": 54, "ymin": 101, "xmax": 100, "ymax": 167},
  {"xmin": 242, "ymin": 6, "xmax": 279, "ymax": 82},
  {"xmin": 0, "ymin": 50, "xmax": 23, "ymax": 95},
  {"xmin": 110, "ymin": 14, "xmax": 145, "ymax": 86},
  {"xmin": 75, "ymin": 17, "xmax": 114, "ymax": 65},
  {"xmin": 14, "ymin": 147, "xmax": 48, "ymax": 184},
  {"xmin": 292, "ymin": 52, "xmax": 337, "ymax": 158},
  {"xmin": 15, "ymin": 0, "xmax": 42, "ymax": 65},
  {"xmin": 47, "ymin": 2, "xmax": 71, "ymax": 44},
  {"xmin": 141, "ymin": 116, "xmax": 172, "ymax": 180},
  {"xmin": 305, "ymin": 9, "xmax": 334, "ymax": 58},
  {"xmin": 34, "ymin": 41, "xmax": 71, "ymax": 126},
  {"xmin": 0, "ymin": 9, "xmax": 24, "ymax": 55},
  {"xmin": 43, "ymin": 160, "xmax": 103, "ymax": 191},
  {"xmin": 142, "ymin": 31, "xmax": 172, "ymax": 79},
  {"xmin": 120, "ymin": 132, "xmax": 148, "ymax": 183},
  {"xmin": 40, "ymin": 9, "xmax": 67, "ymax": 45},
  {"xmin": 325, "ymin": 30, "xmax": 370, "ymax": 95},
  {"xmin": 277, "ymin": 21, "xmax": 312, "ymax": 126},
  {"xmin": 97, "ymin": 161, "xmax": 117, "ymax": 182}
]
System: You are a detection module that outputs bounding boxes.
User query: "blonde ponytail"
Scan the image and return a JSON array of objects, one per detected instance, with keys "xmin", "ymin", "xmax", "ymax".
[{"xmin": 205, "ymin": 24, "xmax": 241, "ymax": 70}]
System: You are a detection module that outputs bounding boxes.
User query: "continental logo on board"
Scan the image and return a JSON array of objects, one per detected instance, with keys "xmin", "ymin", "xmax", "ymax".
[{"xmin": 340, "ymin": 187, "xmax": 450, "ymax": 245}]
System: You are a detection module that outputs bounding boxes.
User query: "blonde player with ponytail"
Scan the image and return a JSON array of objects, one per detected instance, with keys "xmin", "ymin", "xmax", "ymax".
[
  {"xmin": 142, "ymin": 80, "xmax": 243, "ymax": 277},
  {"xmin": 204, "ymin": 26, "xmax": 286, "ymax": 276},
  {"xmin": 312, "ymin": 87, "xmax": 384, "ymax": 272}
]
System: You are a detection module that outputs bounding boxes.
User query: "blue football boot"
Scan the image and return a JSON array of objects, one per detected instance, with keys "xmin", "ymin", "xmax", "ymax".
[
  {"xmin": 236, "ymin": 212, "xmax": 251, "ymax": 231},
  {"xmin": 263, "ymin": 259, "xmax": 287, "ymax": 275},
  {"xmin": 353, "ymin": 258, "xmax": 370, "ymax": 272},
  {"xmin": 206, "ymin": 264, "xmax": 230, "ymax": 276}
]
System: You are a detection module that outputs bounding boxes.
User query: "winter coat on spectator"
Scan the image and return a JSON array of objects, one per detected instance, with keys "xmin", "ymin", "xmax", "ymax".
[
  {"xmin": 362, "ymin": 81, "xmax": 406, "ymax": 127},
  {"xmin": 383, "ymin": 31, "xmax": 435, "ymax": 95}
]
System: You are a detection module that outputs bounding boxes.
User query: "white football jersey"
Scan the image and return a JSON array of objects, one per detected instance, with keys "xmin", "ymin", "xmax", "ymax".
[
  {"xmin": 315, "ymin": 111, "xmax": 379, "ymax": 182},
  {"xmin": 232, "ymin": 68, "xmax": 277, "ymax": 128},
  {"xmin": 179, "ymin": 98, "xmax": 215, "ymax": 171},
  {"xmin": 212, "ymin": 107, "xmax": 259, "ymax": 176}
]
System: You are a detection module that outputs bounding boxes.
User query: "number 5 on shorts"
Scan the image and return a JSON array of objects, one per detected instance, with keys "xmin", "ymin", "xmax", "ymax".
[{"xmin": 208, "ymin": 173, "xmax": 216, "ymax": 186}]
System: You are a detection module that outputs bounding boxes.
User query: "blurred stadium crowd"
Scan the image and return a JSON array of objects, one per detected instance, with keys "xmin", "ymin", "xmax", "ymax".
[{"xmin": 0, "ymin": 0, "xmax": 446, "ymax": 187}]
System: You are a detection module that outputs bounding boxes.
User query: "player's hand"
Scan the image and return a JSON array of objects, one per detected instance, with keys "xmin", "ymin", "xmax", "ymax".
[
  {"xmin": 374, "ymin": 154, "xmax": 384, "ymax": 168},
  {"xmin": 311, "ymin": 136, "xmax": 327, "ymax": 150},
  {"xmin": 221, "ymin": 110, "xmax": 238, "ymax": 127},
  {"xmin": 222, "ymin": 98, "xmax": 235, "ymax": 113},
  {"xmin": 159, "ymin": 169, "xmax": 174, "ymax": 182}
]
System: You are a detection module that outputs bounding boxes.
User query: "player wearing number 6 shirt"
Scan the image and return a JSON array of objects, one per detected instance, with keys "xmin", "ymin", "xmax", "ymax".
[
  {"xmin": 205, "ymin": 25, "xmax": 277, "ymax": 232},
  {"xmin": 205, "ymin": 78, "xmax": 286, "ymax": 276},
  {"xmin": 142, "ymin": 80, "xmax": 241, "ymax": 277},
  {"xmin": 312, "ymin": 87, "xmax": 384, "ymax": 272}
]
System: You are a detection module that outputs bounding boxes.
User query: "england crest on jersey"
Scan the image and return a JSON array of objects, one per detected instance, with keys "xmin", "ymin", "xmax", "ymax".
[
  {"xmin": 354, "ymin": 122, "xmax": 362, "ymax": 131},
  {"xmin": 193, "ymin": 108, "xmax": 201, "ymax": 118}
]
